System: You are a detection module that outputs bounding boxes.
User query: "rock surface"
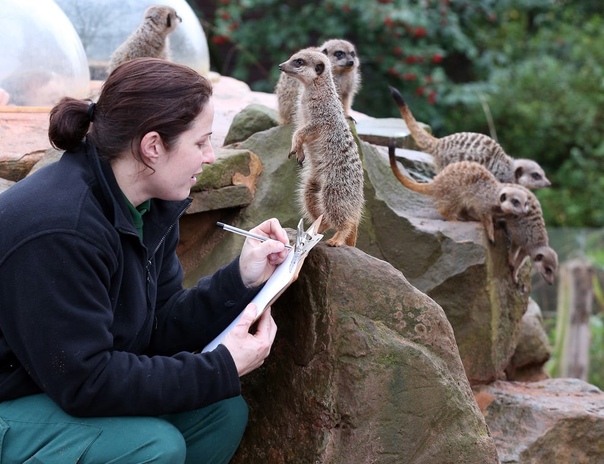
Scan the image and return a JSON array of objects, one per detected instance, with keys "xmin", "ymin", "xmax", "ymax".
[
  {"xmin": 359, "ymin": 142, "xmax": 531, "ymax": 385},
  {"xmin": 474, "ymin": 378, "xmax": 604, "ymax": 463},
  {"xmin": 232, "ymin": 244, "xmax": 499, "ymax": 464},
  {"xmin": 505, "ymin": 298, "xmax": 551, "ymax": 382}
]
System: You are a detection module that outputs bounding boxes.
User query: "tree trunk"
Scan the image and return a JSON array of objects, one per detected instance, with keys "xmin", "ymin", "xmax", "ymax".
[{"xmin": 554, "ymin": 259, "xmax": 594, "ymax": 380}]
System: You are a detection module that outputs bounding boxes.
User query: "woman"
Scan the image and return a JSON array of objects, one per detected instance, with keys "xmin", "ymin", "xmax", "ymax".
[{"xmin": 0, "ymin": 58, "xmax": 290, "ymax": 463}]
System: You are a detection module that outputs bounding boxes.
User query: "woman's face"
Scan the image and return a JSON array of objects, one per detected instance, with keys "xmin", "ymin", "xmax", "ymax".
[{"xmin": 151, "ymin": 99, "xmax": 216, "ymax": 201}]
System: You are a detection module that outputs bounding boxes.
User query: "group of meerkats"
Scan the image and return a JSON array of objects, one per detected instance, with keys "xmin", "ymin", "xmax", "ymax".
[
  {"xmin": 275, "ymin": 38, "xmax": 557, "ymax": 287},
  {"xmin": 107, "ymin": 5, "xmax": 558, "ymax": 287}
]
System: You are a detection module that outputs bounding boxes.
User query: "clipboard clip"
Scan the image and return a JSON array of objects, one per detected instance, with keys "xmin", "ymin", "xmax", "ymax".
[{"xmin": 290, "ymin": 215, "xmax": 323, "ymax": 272}]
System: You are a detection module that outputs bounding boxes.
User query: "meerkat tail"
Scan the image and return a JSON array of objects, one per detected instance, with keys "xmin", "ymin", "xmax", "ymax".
[
  {"xmin": 389, "ymin": 86, "xmax": 439, "ymax": 154},
  {"xmin": 388, "ymin": 141, "xmax": 431, "ymax": 194}
]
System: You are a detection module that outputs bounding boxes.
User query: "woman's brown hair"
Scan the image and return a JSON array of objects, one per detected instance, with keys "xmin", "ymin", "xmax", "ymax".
[{"xmin": 48, "ymin": 58, "xmax": 213, "ymax": 164}]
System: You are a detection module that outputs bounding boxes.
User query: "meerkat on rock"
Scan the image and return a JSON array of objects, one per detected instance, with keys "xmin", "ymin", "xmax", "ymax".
[
  {"xmin": 499, "ymin": 188, "xmax": 558, "ymax": 285},
  {"xmin": 279, "ymin": 48, "xmax": 365, "ymax": 247},
  {"xmin": 108, "ymin": 5, "xmax": 182, "ymax": 74},
  {"xmin": 388, "ymin": 142, "xmax": 531, "ymax": 244},
  {"xmin": 389, "ymin": 86, "xmax": 551, "ymax": 190},
  {"xmin": 275, "ymin": 39, "xmax": 361, "ymax": 125}
]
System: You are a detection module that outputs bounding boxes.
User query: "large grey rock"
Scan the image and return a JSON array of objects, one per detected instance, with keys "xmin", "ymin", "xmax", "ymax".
[
  {"xmin": 183, "ymin": 124, "xmax": 301, "ymax": 285},
  {"xmin": 505, "ymin": 298, "xmax": 551, "ymax": 382},
  {"xmin": 359, "ymin": 143, "xmax": 530, "ymax": 385},
  {"xmin": 188, "ymin": 146, "xmax": 262, "ymax": 214},
  {"xmin": 474, "ymin": 378, "xmax": 604, "ymax": 463},
  {"xmin": 232, "ymin": 244, "xmax": 499, "ymax": 464},
  {"xmin": 178, "ymin": 146, "xmax": 263, "ymax": 274},
  {"xmin": 223, "ymin": 103, "xmax": 279, "ymax": 146}
]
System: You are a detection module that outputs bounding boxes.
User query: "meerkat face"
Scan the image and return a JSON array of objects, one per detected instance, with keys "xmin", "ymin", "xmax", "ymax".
[
  {"xmin": 498, "ymin": 185, "xmax": 530, "ymax": 216},
  {"xmin": 514, "ymin": 159, "xmax": 551, "ymax": 189},
  {"xmin": 145, "ymin": 5, "xmax": 182, "ymax": 32},
  {"xmin": 278, "ymin": 49, "xmax": 331, "ymax": 86},
  {"xmin": 319, "ymin": 39, "xmax": 359, "ymax": 74},
  {"xmin": 532, "ymin": 246, "xmax": 558, "ymax": 285}
]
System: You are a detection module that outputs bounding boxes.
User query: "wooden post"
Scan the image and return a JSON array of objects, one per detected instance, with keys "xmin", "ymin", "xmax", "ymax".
[{"xmin": 554, "ymin": 259, "xmax": 594, "ymax": 380}]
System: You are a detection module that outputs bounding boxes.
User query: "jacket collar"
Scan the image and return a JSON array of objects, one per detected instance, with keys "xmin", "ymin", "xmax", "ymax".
[{"xmin": 84, "ymin": 141, "xmax": 192, "ymax": 252}]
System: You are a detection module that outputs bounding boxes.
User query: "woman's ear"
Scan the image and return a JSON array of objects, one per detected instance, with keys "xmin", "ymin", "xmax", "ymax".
[{"xmin": 140, "ymin": 132, "xmax": 164, "ymax": 165}]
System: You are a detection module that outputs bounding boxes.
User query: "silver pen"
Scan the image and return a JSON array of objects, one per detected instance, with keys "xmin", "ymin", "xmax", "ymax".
[{"xmin": 216, "ymin": 222, "xmax": 293, "ymax": 249}]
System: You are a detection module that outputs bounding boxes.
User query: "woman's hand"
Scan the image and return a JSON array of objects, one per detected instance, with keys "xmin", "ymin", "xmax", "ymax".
[
  {"xmin": 238, "ymin": 218, "xmax": 290, "ymax": 288},
  {"xmin": 222, "ymin": 304, "xmax": 277, "ymax": 376}
]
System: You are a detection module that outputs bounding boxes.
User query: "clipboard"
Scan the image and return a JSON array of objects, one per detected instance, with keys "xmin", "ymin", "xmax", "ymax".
[{"xmin": 202, "ymin": 216, "xmax": 323, "ymax": 352}]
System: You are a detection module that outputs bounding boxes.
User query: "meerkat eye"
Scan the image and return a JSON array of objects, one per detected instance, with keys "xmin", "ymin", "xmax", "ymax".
[
  {"xmin": 167, "ymin": 15, "xmax": 172, "ymax": 27},
  {"xmin": 511, "ymin": 199, "xmax": 520, "ymax": 207},
  {"xmin": 350, "ymin": 51, "xmax": 356, "ymax": 58},
  {"xmin": 294, "ymin": 59, "xmax": 304, "ymax": 67},
  {"xmin": 535, "ymin": 254, "xmax": 544, "ymax": 262},
  {"xmin": 335, "ymin": 51, "xmax": 345, "ymax": 59},
  {"xmin": 531, "ymin": 173, "xmax": 542, "ymax": 180}
]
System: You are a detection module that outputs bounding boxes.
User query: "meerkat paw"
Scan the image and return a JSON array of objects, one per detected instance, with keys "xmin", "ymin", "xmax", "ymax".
[
  {"xmin": 327, "ymin": 228, "xmax": 356, "ymax": 247},
  {"xmin": 326, "ymin": 237, "xmax": 345, "ymax": 247},
  {"xmin": 288, "ymin": 146, "xmax": 305, "ymax": 165}
]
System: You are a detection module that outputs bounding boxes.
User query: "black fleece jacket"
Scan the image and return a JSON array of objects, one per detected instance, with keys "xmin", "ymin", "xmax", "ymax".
[{"xmin": 0, "ymin": 142, "xmax": 260, "ymax": 417}]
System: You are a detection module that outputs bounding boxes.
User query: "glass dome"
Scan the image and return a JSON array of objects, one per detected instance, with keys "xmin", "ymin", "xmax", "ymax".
[
  {"xmin": 0, "ymin": 0, "xmax": 90, "ymax": 107},
  {"xmin": 55, "ymin": 0, "xmax": 210, "ymax": 80}
]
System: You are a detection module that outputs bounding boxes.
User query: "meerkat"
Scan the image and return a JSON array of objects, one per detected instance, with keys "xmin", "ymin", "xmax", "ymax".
[
  {"xmin": 388, "ymin": 142, "xmax": 531, "ymax": 244},
  {"xmin": 279, "ymin": 48, "xmax": 364, "ymax": 247},
  {"xmin": 108, "ymin": 5, "xmax": 182, "ymax": 74},
  {"xmin": 500, "ymin": 188, "xmax": 558, "ymax": 285},
  {"xmin": 275, "ymin": 39, "xmax": 361, "ymax": 125},
  {"xmin": 389, "ymin": 86, "xmax": 551, "ymax": 190}
]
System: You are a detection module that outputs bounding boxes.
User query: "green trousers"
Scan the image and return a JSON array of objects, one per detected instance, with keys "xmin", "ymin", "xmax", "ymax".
[{"xmin": 0, "ymin": 393, "xmax": 248, "ymax": 463}]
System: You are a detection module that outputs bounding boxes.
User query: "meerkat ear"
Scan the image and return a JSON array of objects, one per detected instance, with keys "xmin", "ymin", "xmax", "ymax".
[
  {"xmin": 500, "ymin": 192, "xmax": 507, "ymax": 202},
  {"xmin": 321, "ymin": 48, "xmax": 328, "ymax": 56},
  {"xmin": 315, "ymin": 63, "xmax": 325, "ymax": 75},
  {"xmin": 514, "ymin": 166, "xmax": 524, "ymax": 181}
]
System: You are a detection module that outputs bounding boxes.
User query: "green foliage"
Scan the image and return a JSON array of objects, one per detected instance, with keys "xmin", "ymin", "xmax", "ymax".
[{"xmin": 206, "ymin": 0, "xmax": 500, "ymax": 128}]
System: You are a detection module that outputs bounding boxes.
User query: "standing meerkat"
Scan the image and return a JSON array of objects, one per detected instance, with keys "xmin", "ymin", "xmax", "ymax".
[
  {"xmin": 389, "ymin": 86, "xmax": 551, "ymax": 190},
  {"xmin": 108, "ymin": 5, "xmax": 182, "ymax": 74},
  {"xmin": 388, "ymin": 142, "xmax": 531, "ymax": 244},
  {"xmin": 275, "ymin": 39, "xmax": 361, "ymax": 125},
  {"xmin": 279, "ymin": 48, "xmax": 365, "ymax": 247},
  {"xmin": 500, "ymin": 188, "xmax": 558, "ymax": 285}
]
